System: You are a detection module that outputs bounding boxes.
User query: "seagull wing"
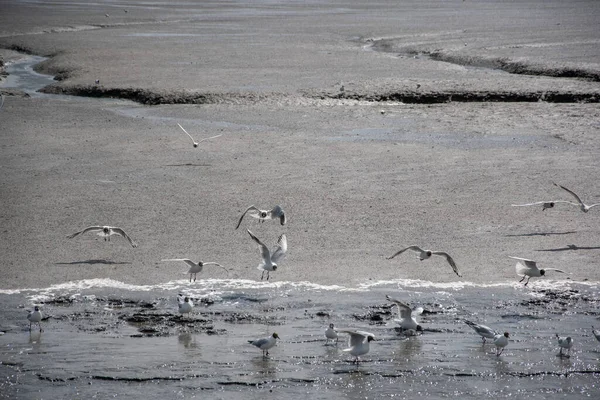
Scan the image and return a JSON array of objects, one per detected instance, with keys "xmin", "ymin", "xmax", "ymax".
[
  {"xmin": 338, "ymin": 330, "xmax": 370, "ymax": 347},
  {"xmin": 203, "ymin": 262, "xmax": 229, "ymax": 274},
  {"xmin": 111, "ymin": 227, "xmax": 137, "ymax": 248},
  {"xmin": 196, "ymin": 134, "xmax": 222, "ymax": 144},
  {"xmin": 270, "ymin": 205, "xmax": 286, "ymax": 225},
  {"xmin": 508, "ymin": 256, "xmax": 537, "ymax": 269},
  {"xmin": 545, "ymin": 268, "xmax": 566, "ymax": 274},
  {"xmin": 271, "ymin": 234, "xmax": 287, "ymax": 263},
  {"xmin": 387, "ymin": 245, "xmax": 423, "ymax": 260},
  {"xmin": 247, "ymin": 229, "xmax": 272, "ymax": 263},
  {"xmin": 432, "ymin": 251, "xmax": 461, "ymax": 277},
  {"xmin": 67, "ymin": 226, "xmax": 104, "ymax": 239},
  {"xmin": 464, "ymin": 320, "xmax": 497, "ymax": 337},
  {"xmin": 177, "ymin": 123, "xmax": 196, "ymax": 144},
  {"xmin": 386, "ymin": 295, "xmax": 413, "ymax": 319},
  {"xmin": 553, "ymin": 182, "xmax": 585, "ymax": 206},
  {"xmin": 235, "ymin": 205, "xmax": 260, "ymax": 229},
  {"xmin": 249, "ymin": 337, "xmax": 269, "ymax": 348},
  {"xmin": 162, "ymin": 259, "xmax": 197, "ymax": 269}
]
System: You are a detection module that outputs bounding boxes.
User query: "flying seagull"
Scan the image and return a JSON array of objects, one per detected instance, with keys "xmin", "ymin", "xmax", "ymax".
[
  {"xmin": 177, "ymin": 123, "xmax": 222, "ymax": 148},
  {"xmin": 235, "ymin": 205, "xmax": 286, "ymax": 229},
  {"xmin": 27, "ymin": 306, "xmax": 43, "ymax": 332},
  {"xmin": 338, "ymin": 330, "xmax": 375, "ymax": 364},
  {"xmin": 161, "ymin": 259, "xmax": 228, "ymax": 282},
  {"xmin": 553, "ymin": 182, "xmax": 600, "ymax": 213},
  {"xmin": 509, "ymin": 256, "xmax": 566, "ymax": 286},
  {"xmin": 464, "ymin": 320, "xmax": 497, "ymax": 343},
  {"xmin": 248, "ymin": 332, "xmax": 279, "ymax": 357},
  {"xmin": 247, "ymin": 230, "xmax": 287, "ymax": 281},
  {"xmin": 386, "ymin": 295, "xmax": 423, "ymax": 332},
  {"xmin": 67, "ymin": 226, "xmax": 138, "ymax": 248},
  {"xmin": 387, "ymin": 245, "xmax": 461, "ymax": 277}
]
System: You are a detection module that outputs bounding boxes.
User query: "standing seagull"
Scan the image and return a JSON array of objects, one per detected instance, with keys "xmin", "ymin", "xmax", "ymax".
[
  {"xmin": 27, "ymin": 306, "xmax": 43, "ymax": 332},
  {"xmin": 248, "ymin": 332, "xmax": 279, "ymax": 357},
  {"xmin": 177, "ymin": 123, "xmax": 222, "ymax": 148},
  {"xmin": 556, "ymin": 334, "xmax": 573, "ymax": 357},
  {"xmin": 509, "ymin": 256, "xmax": 566, "ymax": 286},
  {"xmin": 325, "ymin": 323, "xmax": 339, "ymax": 345},
  {"xmin": 592, "ymin": 326, "xmax": 600, "ymax": 343},
  {"xmin": 385, "ymin": 295, "xmax": 423, "ymax": 332},
  {"xmin": 235, "ymin": 205, "xmax": 286, "ymax": 229},
  {"xmin": 338, "ymin": 330, "xmax": 375, "ymax": 364},
  {"xmin": 553, "ymin": 182, "xmax": 600, "ymax": 213},
  {"xmin": 464, "ymin": 320, "xmax": 497, "ymax": 343},
  {"xmin": 387, "ymin": 245, "xmax": 461, "ymax": 277},
  {"xmin": 247, "ymin": 229, "xmax": 287, "ymax": 281},
  {"xmin": 493, "ymin": 332, "xmax": 510, "ymax": 356},
  {"xmin": 178, "ymin": 296, "xmax": 194, "ymax": 315},
  {"xmin": 67, "ymin": 226, "xmax": 138, "ymax": 248},
  {"xmin": 162, "ymin": 259, "xmax": 228, "ymax": 282}
]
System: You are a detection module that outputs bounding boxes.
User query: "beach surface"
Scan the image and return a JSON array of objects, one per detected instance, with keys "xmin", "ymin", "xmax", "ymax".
[{"xmin": 1, "ymin": 1, "xmax": 599, "ymax": 399}]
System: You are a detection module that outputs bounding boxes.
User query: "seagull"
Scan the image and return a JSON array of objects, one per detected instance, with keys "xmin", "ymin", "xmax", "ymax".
[
  {"xmin": 464, "ymin": 320, "xmax": 497, "ymax": 343},
  {"xmin": 592, "ymin": 326, "xmax": 600, "ymax": 343},
  {"xmin": 556, "ymin": 334, "xmax": 573, "ymax": 357},
  {"xmin": 511, "ymin": 200, "xmax": 577, "ymax": 211},
  {"xmin": 387, "ymin": 245, "xmax": 461, "ymax": 277},
  {"xmin": 325, "ymin": 323, "xmax": 339, "ymax": 345},
  {"xmin": 177, "ymin": 123, "xmax": 222, "ymax": 148},
  {"xmin": 385, "ymin": 295, "xmax": 423, "ymax": 332},
  {"xmin": 27, "ymin": 306, "xmax": 43, "ymax": 332},
  {"xmin": 178, "ymin": 296, "xmax": 193, "ymax": 315},
  {"xmin": 161, "ymin": 259, "xmax": 228, "ymax": 282},
  {"xmin": 235, "ymin": 205, "xmax": 286, "ymax": 229},
  {"xmin": 67, "ymin": 226, "xmax": 138, "ymax": 248},
  {"xmin": 248, "ymin": 332, "xmax": 279, "ymax": 356},
  {"xmin": 553, "ymin": 182, "xmax": 600, "ymax": 213},
  {"xmin": 493, "ymin": 332, "xmax": 510, "ymax": 356},
  {"xmin": 247, "ymin": 229, "xmax": 287, "ymax": 281},
  {"xmin": 338, "ymin": 330, "xmax": 375, "ymax": 364},
  {"xmin": 509, "ymin": 256, "xmax": 566, "ymax": 286}
]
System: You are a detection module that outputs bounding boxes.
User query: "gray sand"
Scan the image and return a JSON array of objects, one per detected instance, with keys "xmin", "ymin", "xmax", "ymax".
[{"xmin": 0, "ymin": 0, "xmax": 599, "ymax": 290}]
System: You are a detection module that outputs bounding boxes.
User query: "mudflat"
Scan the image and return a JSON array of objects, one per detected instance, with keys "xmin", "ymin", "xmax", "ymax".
[{"xmin": 1, "ymin": 0, "xmax": 599, "ymax": 289}]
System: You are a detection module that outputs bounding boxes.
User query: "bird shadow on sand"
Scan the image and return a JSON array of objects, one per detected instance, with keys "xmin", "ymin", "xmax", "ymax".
[
  {"xmin": 55, "ymin": 259, "xmax": 131, "ymax": 265},
  {"xmin": 504, "ymin": 231, "xmax": 577, "ymax": 238},
  {"xmin": 535, "ymin": 244, "xmax": 600, "ymax": 252}
]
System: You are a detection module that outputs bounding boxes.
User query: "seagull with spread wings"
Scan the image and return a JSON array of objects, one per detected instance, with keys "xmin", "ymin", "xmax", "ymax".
[
  {"xmin": 338, "ymin": 330, "xmax": 375, "ymax": 364},
  {"xmin": 387, "ymin": 245, "xmax": 461, "ymax": 277},
  {"xmin": 247, "ymin": 229, "xmax": 287, "ymax": 281},
  {"xmin": 235, "ymin": 205, "xmax": 286, "ymax": 229},
  {"xmin": 386, "ymin": 295, "xmax": 423, "ymax": 332},
  {"xmin": 67, "ymin": 226, "xmax": 138, "ymax": 248},
  {"xmin": 162, "ymin": 259, "xmax": 228, "ymax": 282},
  {"xmin": 509, "ymin": 256, "xmax": 566, "ymax": 286},
  {"xmin": 177, "ymin": 123, "xmax": 222, "ymax": 148},
  {"xmin": 553, "ymin": 182, "xmax": 600, "ymax": 213}
]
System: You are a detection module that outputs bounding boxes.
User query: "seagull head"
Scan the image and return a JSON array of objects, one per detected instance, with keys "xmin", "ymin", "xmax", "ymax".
[
  {"xmin": 103, "ymin": 227, "xmax": 110, "ymax": 234},
  {"xmin": 503, "ymin": 332, "xmax": 510, "ymax": 338},
  {"xmin": 416, "ymin": 325, "xmax": 423, "ymax": 332},
  {"xmin": 272, "ymin": 265, "xmax": 278, "ymax": 271},
  {"xmin": 329, "ymin": 323, "xmax": 335, "ymax": 329},
  {"xmin": 272, "ymin": 333, "xmax": 280, "ymax": 339},
  {"xmin": 193, "ymin": 143, "xmax": 198, "ymax": 148},
  {"xmin": 539, "ymin": 269, "xmax": 546, "ymax": 276},
  {"xmin": 260, "ymin": 211, "xmax": 268, "ymax": 218},
  {"xmin": 542, "ymin": 202, "xmax": 555, "ymax": 211},
  {"xmin": 184, "ymin": 297, "xmax": 190, "ymax": 303},
  {"xmin": 367, "ymin": 335, "xmax": 375, "ymax": 342},
  {"xmin": 34, "ymin": 306, "xmax": 40, "ymax": 311}
]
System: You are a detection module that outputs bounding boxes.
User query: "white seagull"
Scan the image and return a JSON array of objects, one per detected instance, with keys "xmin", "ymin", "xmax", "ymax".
[
  {"xmin": 386, "ymin": 295, "xmax": 423, "ymax": 332},
  {"xmin": 235, "ymin": 205, "xmax": 286, "ymax": 229},
  {"xmin": 556, "ymin": 334, "xmax": 573, "ymax": 357},
  {"xmin": 511, "ymin": 200, "xmax": 577, "ymax": 211},
  {"xmin": 248, "ymin": 332, "xmax": 279, "ymax": 357},
  {"xmin": 67, "ymin": 226, "xmax": 138, "ymax": 248},
  {"xmin": 177, "ymin": 123, "xmax": 222, "ymax": 148},
  {"xmin": 178, "ymin": 296, "xmax": 194, "ymax": 315},
  {"xmin": 509, "ymin": 256, "xmax": 566, "ymax": 286},
  {"xmin": 27, "ymin": 306, "xmax": 43, "ymax": 332},
  {"xmin": 493, "ymin": 332, "xmax": 510, "ymax": 356},
  {"xmin": 338, "ymin": 330, "xmax": 375, "ymax": 364},
  {"xmin": 387, "ymin": 245, "xmax": 461, "ymax": 277},
  {"xmin": 247, "ymin": 229, "xmax": 287, "ymax": 281},
  {"xmin": 553, "ymin": 182, "xmax": 600, "ymax": 213},
  {"xmin": 162, "ymin": 259, "xmax": 228, "ymax": 282},
  {"xmin": 464, "ymin": 320, "xmax": 497, "ymax": 343},
  {"xmin": 592, "ymin": 326, "xmax": 600, "ymax": 343},
  {"xmin": 325, "ymin": 323, "xmax": 339, "ymax": 345}
]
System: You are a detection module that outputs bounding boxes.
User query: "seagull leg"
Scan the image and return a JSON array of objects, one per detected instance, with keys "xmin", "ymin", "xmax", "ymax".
[
  {"xmin": 482, "ymin": 337, "xmax": 486, "ymax": 344},
  {"xmin": 189, "ymin": 274, "xmax": 192, "ymax": 283},
  {"xmin": 519, "ymin": 276, "xmax": 526, "ymax": 283},
  {"xmin": 39, "ymin": 322, "xmax": 43, "ymax": 332},
  {"xmin": 266, "ymin": 272, "xmax": 270, "ymax": 281},
  {"xmin": 193, "ymin": 273, "xmax": 197, "ymax": 282},
  {"xmin": 260, "ymin": 270, "xmax": 265, "ymax": 280},
  {"xmin": 29, "ymin": 322, "xmax": 32, "ymax": 332},
  {"xmin": 524, "ymin": 276, "xmax": 531, "ymax": 286}
]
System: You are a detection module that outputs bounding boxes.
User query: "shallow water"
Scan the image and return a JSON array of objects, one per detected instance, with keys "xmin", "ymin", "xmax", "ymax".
[{"xmin": 1, "ymin": 278, "xmax": 599, "ymax": 399}]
